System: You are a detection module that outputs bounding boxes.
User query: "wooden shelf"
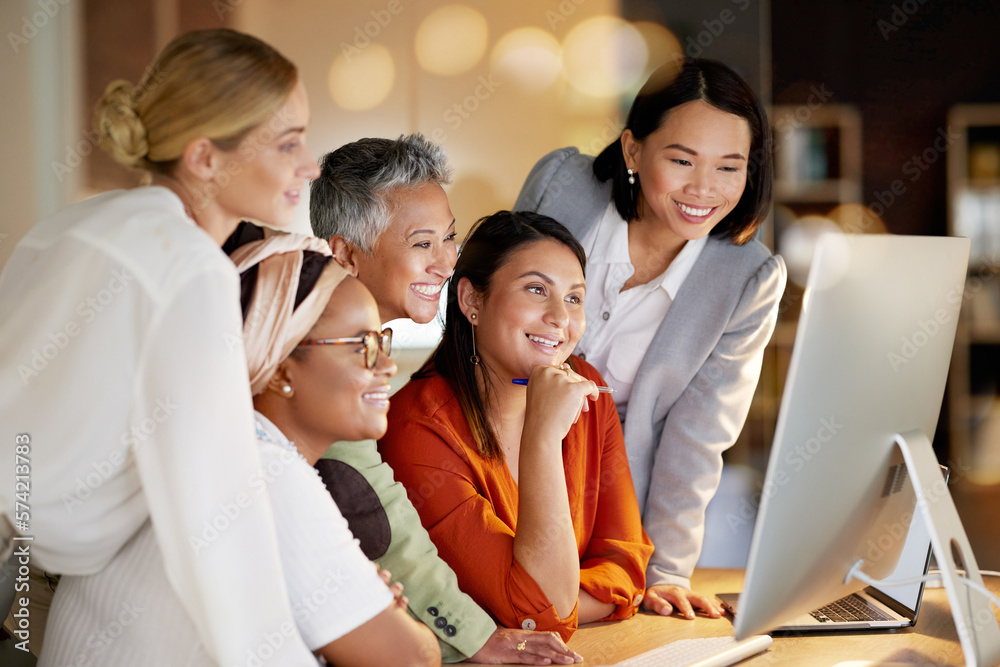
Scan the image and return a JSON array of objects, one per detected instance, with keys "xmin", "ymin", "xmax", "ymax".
[
  {"xmin": 947, "ymin": 104, "xmax": 1000, "ymax": 473},
  {"xmin": 774, "ymin": 178, "xmax": 861, "ymax": 203},
  {"xmin": 739, "ymin": 105, "xmax": 862, "ymax": 463}
]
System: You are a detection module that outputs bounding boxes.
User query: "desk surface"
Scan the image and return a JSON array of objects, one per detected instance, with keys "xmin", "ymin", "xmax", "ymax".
[{"xmin": 467, "ymin": 569, "xmax": 1000, "ymax": 666}]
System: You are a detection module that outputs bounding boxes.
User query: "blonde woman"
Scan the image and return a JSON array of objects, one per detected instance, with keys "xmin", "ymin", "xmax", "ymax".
[{"xmin": 0, "ymin": 29, "xmax": 321, "ymax": 665}]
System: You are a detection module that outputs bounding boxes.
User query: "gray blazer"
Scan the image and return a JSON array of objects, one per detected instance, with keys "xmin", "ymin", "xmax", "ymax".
[{"xmin": 515, "ymin": 148, "xmax": 787, "ymax": 588}]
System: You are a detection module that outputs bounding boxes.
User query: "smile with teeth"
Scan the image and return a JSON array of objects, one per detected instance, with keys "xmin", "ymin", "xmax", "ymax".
[
  {"xmin": 411, "ymin": 283, "xmax": 443, "ymax": 297},
  {"xmin": 676, "ymin": 202, "xmax": 715, "ymax": 217},
  {"xmin": 362, "ymin": 388, "xmax": 390, "ymax": 406},
  {"xmin": 526, "ymin": 334, "xmax": 560, "ymax": 348}
]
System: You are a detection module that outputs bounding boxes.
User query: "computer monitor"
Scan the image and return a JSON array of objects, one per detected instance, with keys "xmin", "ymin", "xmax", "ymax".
[{"xmin": 733, "ymin": 234, "xmax": 1000, "ymax": 665}]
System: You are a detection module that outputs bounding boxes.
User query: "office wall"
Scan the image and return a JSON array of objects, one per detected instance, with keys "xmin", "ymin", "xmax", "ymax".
[
  {"xmin": 0, "ymin": 0, "xmax": 81, "ymax": 271},
  {"xmin": 771, "ymin": 0, "xmax": 1000, "ymax": 239},
  {"xmin": 234, "ymin": 0, "xmax": 627, "ymax": 238},
  {"xmin": 622, "ymin": 0, "xmax": 769, "ymax": 101}
]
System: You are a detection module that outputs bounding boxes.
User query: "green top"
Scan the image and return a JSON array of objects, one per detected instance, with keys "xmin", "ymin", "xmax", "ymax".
[{"xmin": 319, "ymin": 439, "xmax": 496, "ymax": 662}]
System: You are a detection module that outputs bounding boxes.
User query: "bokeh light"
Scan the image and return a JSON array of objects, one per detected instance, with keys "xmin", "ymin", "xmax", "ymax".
[
  {"xmin": 780, "ymin": 215, "xmax": 844, "ymax": 287},
  {"xmin": 490, "ymin": 27, "xmax": 562, "ymax": 94},
  {"xmin": 827, "ymin": 203, "xmax": 888, "ymax": 235},
  {"xmin": 562, "ymin": 16, "xmax": 648, "ymax": 98},
  {"xmin": 415, "ymin": 5, "xmax": 488, "ymax": 76},
  {"xmin": 632, "ymin": 21, "xmax": 682, "ymax": 74},
  {"xmin": 328, "ymin": 44, "xmax": 395, "ymax": 111},
  {"xmin": 561, "ymin": 119, "xmax": 624, "ymax": 157}
]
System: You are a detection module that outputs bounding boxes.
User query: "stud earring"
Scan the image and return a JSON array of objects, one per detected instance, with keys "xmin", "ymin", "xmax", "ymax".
[
  {"xmin": 470, "ymin": 313, "xmax": 477, "ymax": 320},
  {"xmin": 282, "ymin": 385, "xmax": 292, "ymax": 395},
  {"xmin": 627, "ymin": 168, "xmax": 636, "ymax": 186}
]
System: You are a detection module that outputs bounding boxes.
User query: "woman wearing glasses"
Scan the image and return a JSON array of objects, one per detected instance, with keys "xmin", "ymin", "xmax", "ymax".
[
  {"xmin": 308, "ymin": 138, "xmax": 579, "ymax": 663},
  {"xmin": 43, "ymin": 226, "xmax": 441, "ymax": 666},
  {"xmin": 379, "ymin": 211, "xmax": 654, "ymax": 642}
]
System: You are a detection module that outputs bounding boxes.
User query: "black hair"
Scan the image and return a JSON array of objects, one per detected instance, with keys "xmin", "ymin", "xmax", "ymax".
[
  {"xmin": 222, "ymin": 220, "xmax": 332, "ymax": 322},
  {"xmin": 593, "ymin": 58, "xmax": 773, "ymax": 245},
  {"xmin": 415, "ymin": 210, "xmax": 586, "ymax": 462}
]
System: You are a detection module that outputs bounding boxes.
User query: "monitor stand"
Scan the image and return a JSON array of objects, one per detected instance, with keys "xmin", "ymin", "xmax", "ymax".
[{"xmin": 890, "ymin": 429, "xmax": 1000, "ymax": 667}]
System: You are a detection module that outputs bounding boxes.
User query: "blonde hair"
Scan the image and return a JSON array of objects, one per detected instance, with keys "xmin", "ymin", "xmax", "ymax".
[{"xmin": 94, "ymin": 29, "xmax": 297, "ymax": 174}]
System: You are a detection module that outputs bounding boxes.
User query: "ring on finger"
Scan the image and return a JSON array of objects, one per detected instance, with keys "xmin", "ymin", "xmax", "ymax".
[{"xmin": 517, "ymin": 640, "xmax": 527, "ymax": 651}]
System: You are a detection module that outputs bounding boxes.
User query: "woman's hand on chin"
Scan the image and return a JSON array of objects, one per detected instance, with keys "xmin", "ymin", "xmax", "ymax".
[
  {"xmin": 521, "ymin": 363, "xmax": 599, "ymax": 445},
  {"xmin": 641, "ymin": 584, "xmax": 724, "ymax": 619},
  {"xmin": 466, "ymin": 627, "xmax": 582, "ymax": 665}
]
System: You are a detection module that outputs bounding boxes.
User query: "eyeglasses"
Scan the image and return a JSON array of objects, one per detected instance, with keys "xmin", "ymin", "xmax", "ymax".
[{"xmin": 298, "ymin": 328, "xmax": 392, "ymax": 370}]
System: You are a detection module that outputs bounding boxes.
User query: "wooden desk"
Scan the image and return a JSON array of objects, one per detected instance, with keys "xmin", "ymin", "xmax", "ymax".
[{"xmin": 467, "ymin": 569, "xmax": 1000, "ymax": 666}]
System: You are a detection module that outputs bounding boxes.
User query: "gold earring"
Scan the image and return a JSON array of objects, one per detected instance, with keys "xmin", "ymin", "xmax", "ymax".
[{"xmin": 469, "ymin": 316, "xmax": 480, "ymax": 365}]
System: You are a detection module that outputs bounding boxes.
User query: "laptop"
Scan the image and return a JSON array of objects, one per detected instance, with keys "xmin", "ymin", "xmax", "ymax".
[{"xmin": 718, "ymin": 466, "xmax": 946, "ymax": 633}]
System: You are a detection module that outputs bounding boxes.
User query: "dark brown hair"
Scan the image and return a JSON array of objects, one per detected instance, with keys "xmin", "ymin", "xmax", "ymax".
[{"xmin": 415, "ymin": 210, "xmax": 586, "ymax": 461}]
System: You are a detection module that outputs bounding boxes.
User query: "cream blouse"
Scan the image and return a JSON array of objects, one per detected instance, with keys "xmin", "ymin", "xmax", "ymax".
[{"xmin": 0, "ymin": 186, "xmax": 317, "ymax": 665}]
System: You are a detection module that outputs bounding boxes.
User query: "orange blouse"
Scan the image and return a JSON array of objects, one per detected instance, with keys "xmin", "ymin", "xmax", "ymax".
[{"xmin": 378, "ymin": 357, "xmax": 653, "ymax": 640}]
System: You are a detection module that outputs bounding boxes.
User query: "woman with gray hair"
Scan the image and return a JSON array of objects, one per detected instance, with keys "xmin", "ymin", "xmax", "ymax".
[
  {"xmin": 309, "ymin": 136, "xmax": 581, "ymax": 664},
  {"xmin": 311, "ymin": 133, "xmax": 456, "ymax": 325}
]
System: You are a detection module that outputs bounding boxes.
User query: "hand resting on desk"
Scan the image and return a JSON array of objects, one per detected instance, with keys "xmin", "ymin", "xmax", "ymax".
[
  {"xmin": 641, "ymin": 585, "xmax": 724, "ymax": 620},
  {"xmin": 468, "ymin": 628, "xmax": 583, "ymax": 665}
]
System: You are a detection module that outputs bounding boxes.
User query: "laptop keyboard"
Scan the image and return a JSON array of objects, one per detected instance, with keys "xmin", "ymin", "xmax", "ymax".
[{"xmin": 811, "ymin": 594, "xmax": 891, "ymax": 623}]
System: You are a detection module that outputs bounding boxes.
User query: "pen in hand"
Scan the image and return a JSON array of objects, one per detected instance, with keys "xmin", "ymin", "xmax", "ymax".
[{"xmin": 511, "ymin": 378, "xmax": 616, "ymax": 393}]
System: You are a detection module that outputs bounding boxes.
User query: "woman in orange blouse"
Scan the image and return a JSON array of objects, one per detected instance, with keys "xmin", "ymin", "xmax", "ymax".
[{"xmin": 379, "ymin": 210, "xmax": 653, "ymax": 643}]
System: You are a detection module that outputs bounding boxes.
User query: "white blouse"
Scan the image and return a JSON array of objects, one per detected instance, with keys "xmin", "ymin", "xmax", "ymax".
[
  {"xmin": 0, "ymin": 187, "xmax": 317, "ymax": 665},
  {"xmin": 576, "ymin": 203, "xmax": 707, "ymax": 419},
  {"xmin": 39, "ymin": 412, "xmax": 393, "ymax": 666}
]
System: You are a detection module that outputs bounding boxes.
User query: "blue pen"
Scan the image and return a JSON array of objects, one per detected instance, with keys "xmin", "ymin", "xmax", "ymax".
[{"xmin": 512, "ymin": 378, "xmax": 615, "ymax": 393}]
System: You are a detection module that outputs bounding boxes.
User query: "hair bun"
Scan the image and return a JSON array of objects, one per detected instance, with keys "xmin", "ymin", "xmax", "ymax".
[{"xmin": 94, "ymin": 80, "xmax": 149, "ymax": 170}]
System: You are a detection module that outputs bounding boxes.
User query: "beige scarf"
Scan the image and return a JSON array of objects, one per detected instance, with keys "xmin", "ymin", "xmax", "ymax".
[{"xmin": 229, "ymin": 231, "xmax": 349, "ymax": 395}]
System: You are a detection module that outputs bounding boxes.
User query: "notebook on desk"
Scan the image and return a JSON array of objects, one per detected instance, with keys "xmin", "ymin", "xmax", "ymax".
[{"xmin": 718, "ymin": 468, "xmax": 943, "ymax": 633}]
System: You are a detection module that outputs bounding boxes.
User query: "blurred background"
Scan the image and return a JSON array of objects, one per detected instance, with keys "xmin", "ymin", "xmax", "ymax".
[{"xmin": 2, "ymin": 0, "xmax": 999, "ymax": 568}]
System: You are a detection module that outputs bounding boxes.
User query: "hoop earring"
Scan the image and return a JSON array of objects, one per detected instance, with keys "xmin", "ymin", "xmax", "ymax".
[
  {"xmin": 627, "ymin": 168, "xmax": 636, "ymax": 186},
  {"xmin": 469, "ymin": 314, "xmax": 480, "ymax": 365}
]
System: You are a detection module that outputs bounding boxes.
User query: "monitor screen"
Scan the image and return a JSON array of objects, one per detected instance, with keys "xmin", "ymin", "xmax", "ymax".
[{"xmin": 734, "ymin": 233, "xmax": 969, "ymax": 639}]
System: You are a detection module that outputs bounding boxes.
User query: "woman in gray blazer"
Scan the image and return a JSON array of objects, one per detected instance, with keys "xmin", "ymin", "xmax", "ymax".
[{"xmin": 514, "ymin": 59, "xmax": 786, "ymax": 620}]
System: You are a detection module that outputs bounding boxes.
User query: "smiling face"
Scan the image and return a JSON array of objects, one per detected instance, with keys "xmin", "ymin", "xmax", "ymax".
[
  {"xmin": 352, "ymin": 182, "xmax": 457, "ymax": 324},
  {"xmin": 464, "ymin": 239, "xmax": 586, "ymax": 381},
  {"xmin": 214, "ymin": 79, "xmax": 320, "ymax": 228},
  {"xmin": 623, "ymin": 99, "xmax": 751, "ymax": 242},
  {"xmin": 283, "ymin": 277, "xmax": 397, "ymax": 444}
]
